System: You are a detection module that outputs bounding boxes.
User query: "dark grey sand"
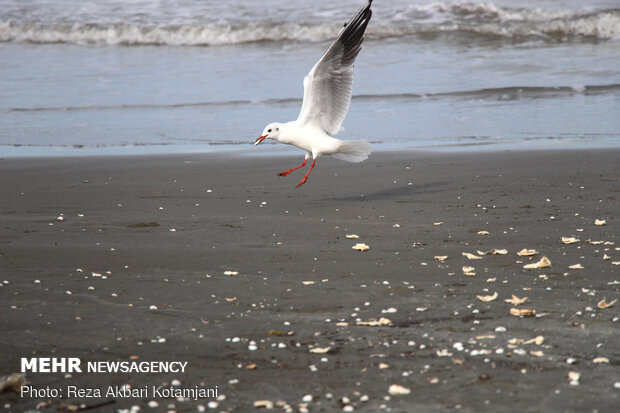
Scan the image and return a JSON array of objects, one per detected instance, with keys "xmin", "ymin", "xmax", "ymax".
[{"xmin": 1, "ymin": 149, "xmax": 619, "ymax": 412}]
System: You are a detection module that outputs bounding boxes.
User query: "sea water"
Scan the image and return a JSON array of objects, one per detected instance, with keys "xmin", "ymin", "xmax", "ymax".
[{"xmin": 1, "ymin": 0, "xmax": 619, "ymax": 156}]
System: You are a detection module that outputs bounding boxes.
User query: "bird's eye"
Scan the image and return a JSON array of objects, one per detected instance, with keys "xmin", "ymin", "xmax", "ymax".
[{"xmin": 268, "ymin": 129, "xmax": 272, "ymax": 133}]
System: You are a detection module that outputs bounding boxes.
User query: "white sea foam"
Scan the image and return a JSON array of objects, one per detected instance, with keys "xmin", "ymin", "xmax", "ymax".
[
  {"xmin": 0, "ymin": 3, "xmax": 618, "ymax": 46},
  {"xmin": 0, "ymin": 21, "xmax": 341, "ymax": 46}
]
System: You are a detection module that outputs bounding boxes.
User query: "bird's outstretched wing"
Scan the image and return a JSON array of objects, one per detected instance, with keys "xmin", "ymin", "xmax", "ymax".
[{"xmin": 296, "ymin": 0, "xmax": 372, "ymax": 135}]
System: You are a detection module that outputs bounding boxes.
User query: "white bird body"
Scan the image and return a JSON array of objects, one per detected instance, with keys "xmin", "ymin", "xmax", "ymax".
[
  {"xmin": 272, "ymin": 121, "xmax": 332, "ymax": 156},
  {"xmin": 255, "ymin": 0, "xmax": 373, "ymax": 187},
  {"xmin": 270, "ymin": 121, "xmax": 369, "ymax": 160}
]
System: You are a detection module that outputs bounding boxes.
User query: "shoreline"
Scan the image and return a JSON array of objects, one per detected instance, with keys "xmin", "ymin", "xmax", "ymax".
[
  {"xmin": 2, "ymin": 137, "xmax": 620, "ymax": 159},
  {"xmin": 1, "ymin": 149, "xmax": 618, "ymax": 412}
]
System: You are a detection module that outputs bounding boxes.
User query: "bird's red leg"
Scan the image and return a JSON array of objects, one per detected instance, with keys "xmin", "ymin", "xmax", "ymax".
[
  {"xmin": 278, "ymin": 159, "xmax": 307, "ymax": 177},
  {"xmin": 296, "ymin": 159, "xmax": 316, "ymax": 188}
]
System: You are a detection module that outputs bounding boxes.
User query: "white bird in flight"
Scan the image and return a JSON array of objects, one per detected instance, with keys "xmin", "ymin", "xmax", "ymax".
[{"xmin": 254, "ymin": 0, "xmax": 373, "ymax": 187}]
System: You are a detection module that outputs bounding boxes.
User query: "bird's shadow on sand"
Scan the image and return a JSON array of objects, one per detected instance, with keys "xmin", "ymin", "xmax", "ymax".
[{"xmin": 324, "ymin": 180, "xmax": 453, "ymax": 203}]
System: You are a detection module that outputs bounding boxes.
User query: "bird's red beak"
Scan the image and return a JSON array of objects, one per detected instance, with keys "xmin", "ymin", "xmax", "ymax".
[{"xmin": 254, "ymin": 135, "xmax": 267, "ymax": 145}]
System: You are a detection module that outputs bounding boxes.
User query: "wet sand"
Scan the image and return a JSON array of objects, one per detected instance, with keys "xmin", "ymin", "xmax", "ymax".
[{"xmin": 1, "ymin": 149, "xmax": 619, "ymax": 412}]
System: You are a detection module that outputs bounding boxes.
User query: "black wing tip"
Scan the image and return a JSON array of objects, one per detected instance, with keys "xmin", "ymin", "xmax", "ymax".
[
  {"xmin": 360, "ymin": 1, "xmax": 373, "ymax": 25},
  {"xmin": 343, "ymin": 2, "xmax": 373, "ymax": 39},
  {"xmin": 344, "ymin": 1, "xmax": 372, "ymax": 26},
  {"xmin": 329, "ymin": 0, "xmax": 373, "ymax": 66},
  {"xmin": 362, "ymin": 1, "xmax": 372, "ymax": 15}
]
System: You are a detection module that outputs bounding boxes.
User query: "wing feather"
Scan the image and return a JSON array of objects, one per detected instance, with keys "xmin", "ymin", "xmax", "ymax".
[{"xmin": 297, "ymin": 1, "xmax": 372, "ymax": 135}]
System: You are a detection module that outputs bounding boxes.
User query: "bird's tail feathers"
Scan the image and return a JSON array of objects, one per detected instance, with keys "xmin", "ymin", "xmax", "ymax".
[{"xmin": 332, "ymin": 140, "xmax": 372, "ymax": 163}]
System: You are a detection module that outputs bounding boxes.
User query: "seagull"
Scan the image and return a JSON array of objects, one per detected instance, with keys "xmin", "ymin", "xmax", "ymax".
[{"xmin": 254, "ymin": 0, "xmax": 373, "ymax": 187}]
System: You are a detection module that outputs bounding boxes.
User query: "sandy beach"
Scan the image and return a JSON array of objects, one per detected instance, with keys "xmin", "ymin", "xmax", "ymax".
[{"xmin": 1, "ymin": 149, "xmax": 619, "ymax": 412}]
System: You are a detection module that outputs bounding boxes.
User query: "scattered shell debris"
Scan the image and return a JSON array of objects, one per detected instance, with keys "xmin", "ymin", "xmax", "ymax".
[
  {"xmin": 594, "ymin": 219, "xmax": 606, "ymax": 226},
  {"xmin": 528, "ymin": 336, "xmax": 545, "ymax": 345},
  {"xmin": 388, "ymin": 384, "xmax": 411, "ymax": 396},
  {"xmin": 352, "ymin": 243, "xmax": 370, "ymax": 252},
  {"xmin": 510, "ymin": 308, "xmax": 536, "ymax": 317},
  {"xmin": 268, "ymin": 330, "xmax": 292, "ymax": 336},
  {"xmin": 568, "ymin": 371, "xmax": 581, "ymax": 386},
  {"xmin": 253, "ymin": 400, "xmax": 274, "ymax": 409},
  {"xmin": 478, "ymin": 249, "xmax": 508, "ymax": 255},
  {"xmin": 477, "ymin": 230, "xmax": 490, "ymax": 235},
  {"xmin": 477, "ymin": 292, "xmax": 498, "ymax": 302},
  {"xmin": 356, "ymin": 318, "xmax": 393, "ymax": 327},
  {"xmin": 309, "ymin": 346, "xmax": 331, "ymax": 354},
  {"xmin": 523, "ymin": 256, "xmax": 551, "ymax": 269},
  {"xmin": 224, "ymin": 271, "xmax": 239, "ymax": 276},
  {"xmin": 508, "ymin": 336, "xmax": 544, "ymax": 346},
  {"xmin": 561, "ymin": 237, "xmax": 579, "ymax": 244},
  {"xmin": 346, "ymin": 234, "xmax": 360, "ymax": 239},
  {"xmin": 597, "ymin": 298, "xmax": 617, "ymax": 309},
  {"xmin": 505, "ymin": 295, "xmax": 528, "ymax": 305},
  {"xmin": 462, "ymin": 252, "xmax": 482, "ymax": 260},
  {"xmin": 517, "ymin": 249, "xmax": 538, "ymax": 256},
  {"xmin": 436, "ymin": 349, "xmax": 453, "ymax": 357},
  {"xmin": 0, "ymin": 373, "xmax": 26, "ymax": 393},
  {"xmin": 568, "ymin": 264, "xmax": 584, "ymax": 269},
  {"xmin": 434, "ymin": 255, "xmax": 448, "ymax": 262},
  {"xmin": 462, "ymin": 266, "xmax": 476, "ymax": 276}
]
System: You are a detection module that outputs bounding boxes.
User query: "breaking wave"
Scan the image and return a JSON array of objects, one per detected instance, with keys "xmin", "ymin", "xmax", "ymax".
[{"xmin": 1, "ymin": 3, "xmax": 619, "ymax": 46}]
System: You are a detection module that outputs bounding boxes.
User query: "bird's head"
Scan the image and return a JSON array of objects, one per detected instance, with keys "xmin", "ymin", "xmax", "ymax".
[{"xmin": 255, "ymin": 123, "xmax": 282, "ymax": 145}]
